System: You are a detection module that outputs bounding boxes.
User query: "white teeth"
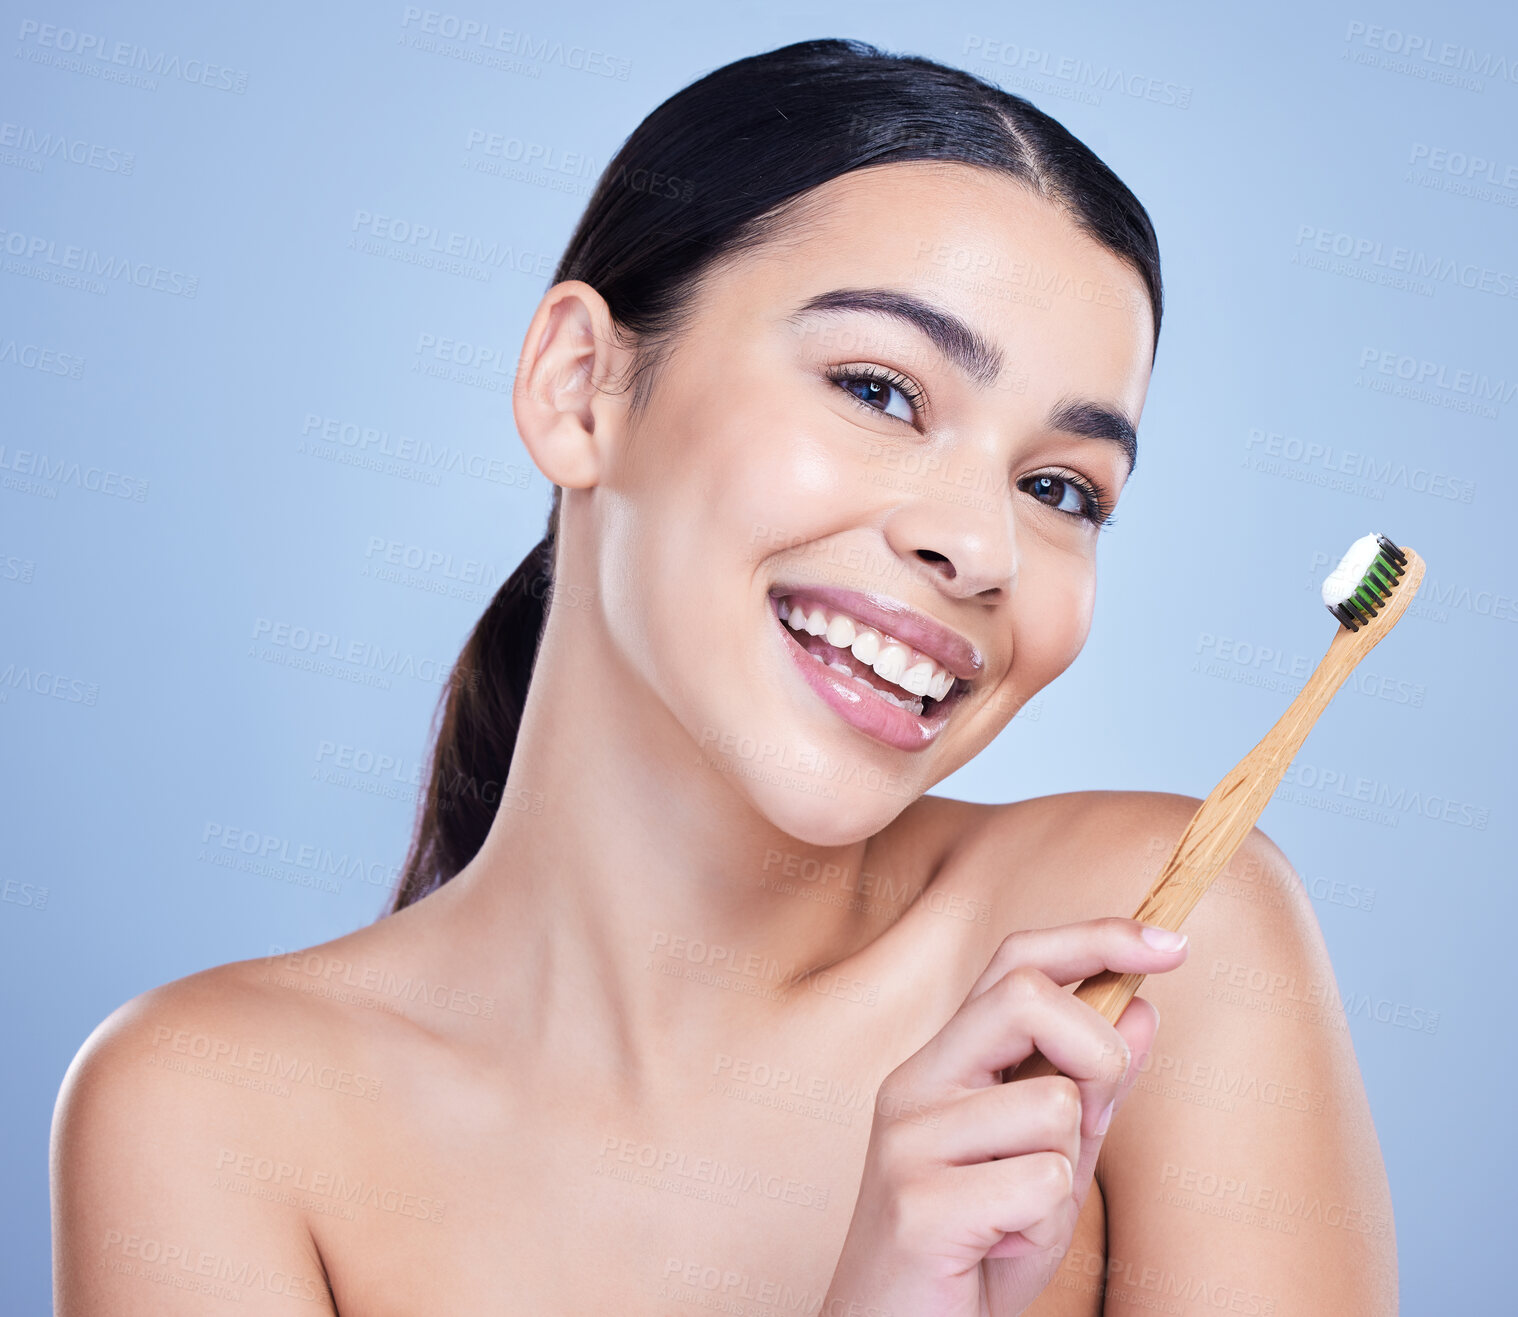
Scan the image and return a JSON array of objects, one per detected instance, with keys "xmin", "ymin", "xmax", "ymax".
[
  {"xmin": 851, "ymin": 670, "xmax": 923, "ymax": 713},
  {"xmin": 872, "ymin": 644, "xmax": 909, "ymax": 685},
  {"xmin": 777, "ymin": 595, "xmax": 958, "ymax": 712},
  {"xmin": 899, "ymin": 661, "xmax": 934, "ymax": 698},
  {"xmin": 825, "ymin": 614, "xmax": 856, "ymax": 648},
  {"xmin": 849, "ymin": 629, "xmax": 880, "ymax": 665},
  {"xmin": 872, "ymin": 684, "xmax": 923, "ymax": 714}
]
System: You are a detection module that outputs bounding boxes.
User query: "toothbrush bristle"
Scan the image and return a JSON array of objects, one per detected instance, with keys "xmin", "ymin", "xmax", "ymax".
[{"xmin": 1322, "ymin": 532, "xmax": 1407, "ymax": 631}]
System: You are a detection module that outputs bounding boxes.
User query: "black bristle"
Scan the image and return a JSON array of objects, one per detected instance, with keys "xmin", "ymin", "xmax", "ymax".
[
  {"xmin": 1375, "ymin": 533, "xmax": 1407, "ymax": 566},
  {"xmin": 1325, "ymin": 532, "xmax": 1410, "ymax": 630}
]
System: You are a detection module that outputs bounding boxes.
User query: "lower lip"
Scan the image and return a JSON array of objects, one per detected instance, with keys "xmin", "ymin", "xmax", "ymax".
[{"xmin": 772, "ymin": 604, "xmax": 961, "ymax": 753}]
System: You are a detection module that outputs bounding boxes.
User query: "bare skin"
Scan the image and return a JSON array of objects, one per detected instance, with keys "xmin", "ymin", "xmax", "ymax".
[{"xmin": 52, "ymin": 163, "xmax": 1396, "ymax": 1315}]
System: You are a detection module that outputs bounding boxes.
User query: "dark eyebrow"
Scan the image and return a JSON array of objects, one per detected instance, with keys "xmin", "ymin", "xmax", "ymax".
[
  {"xmin": 787, "ymin": 286, "xmax": 1139, "ymax": 476},
  {"xmin": 1046, "ymin": 396, "xmax": 1138, "ymax": 477},
  {"xmin": 786, "ymin": 287, "xmax": 1005, "ymax": 389}
]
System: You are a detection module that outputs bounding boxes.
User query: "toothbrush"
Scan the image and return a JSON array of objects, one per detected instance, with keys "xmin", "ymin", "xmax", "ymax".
[{"xmin": 1011, "ymin": 533, "xmax": 1426, "ymax": 1082}]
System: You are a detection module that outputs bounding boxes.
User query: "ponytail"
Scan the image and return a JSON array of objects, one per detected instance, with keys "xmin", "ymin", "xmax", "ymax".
[{"xmin": 388, "ymin": 504, "xmax": 558, "ymax": 912}]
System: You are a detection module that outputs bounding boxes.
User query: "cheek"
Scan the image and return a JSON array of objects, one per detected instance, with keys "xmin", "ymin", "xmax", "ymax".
[
  {"xmin": 602, "ymin": 387, "xmax": 848, "ymax": 685},
  {"xmin": 718, "ymin": 418, "xmax": 866, "ymax": 567},
  {"xmin": 1009, "ymin": 552, "xmax": 1097, "ymax": 683}
]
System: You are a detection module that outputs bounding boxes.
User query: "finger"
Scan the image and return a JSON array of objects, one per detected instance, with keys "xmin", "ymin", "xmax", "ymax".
[
  {"xmin": 907, "ymin": 964, "xmax": 1129, "ymax": 1095},
  {"xmin": 1068, "ymin": 996, "xmax": 1161, "ymax": 1204},
  {"xmin": 921, "ymin": 1075, "xmax": 1083, "ymax": 1174},
  {"xmin": 984, "ymin": 1195, "xmax": 1079, "ymax": 1260},
  {"xmin": 1112, "ymin": 995, "xmax": 1160, "ymax": 1094},
  {"xmin": 921, "ymin": 1151, "xmax": 1075, "ymax": 1253},
  {"xmin": 1092, "ymin": 995, "xmax": 1160, "ymax": 1143},
  {"xmin": 977, "ymin": 1189, "xmax": 1086, "ymax": 1262},
  {"xmin": 961, "ymin": 917, "xmax": 1189, "ymax": 1006}
]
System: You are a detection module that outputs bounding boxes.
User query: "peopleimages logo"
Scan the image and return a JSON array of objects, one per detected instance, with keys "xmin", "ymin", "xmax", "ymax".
[
  {"xmin": 962, "ymin": 35, "xmax": 1192, "ymax": 108},
  {"xmin": 301, "ymin": 413, "xmax": 531, "ymax": 488},
  {"xmin": 0, "ymin": 227, "xmax": 198, "ymax": 296},
  {"xmin": 200, "ymin": 821, "xmax": 401, "ymax": 893},
  {"xmin": 1408, "ymin": 143, "xmax": 1518, "ymax": 188},
  {"xmin": 14, "ymin": 20, "xmax": 250, "ymax": 92},
  {"xmin": 0, "ymin": 445, "xmax": 149, "ymax": 500},
  {"xmin": 1356, "ymin": 347, "xmax": 1513, "ymax": 420},
  {"xmin": 0, "ymin": 120, "xmax": 135, "ymax": 174},
  {"xmin": 1276, "ymin": 762, "xmax": 1488, "ymax": 830},
  {"xmin": 1293, "ymin": 225, "xmax": 1518, "ymax": 300},
  {"xmin": 1358, "ymin": 348, "xmax": 1516, "ymax": 398},
  {"xmin": 1405, "ymin": 143, "xmax": 1518, "ymax": 210},
  {"xmin": 348, "ymin": 209, "xmax": 557, "ymax": 283},
  {"xmin": 397, "ymin": 9, "xmax": 631, "ymax": 80},
  {"xmin": 1343, "ymin": 21, "xmax": 1518, "ymax": 85},
  {"xmin": 250, "ymin": 616, "xmax": 475, "ymax": 691},
  {"xmin": 0, "ymin": 338, "xmax": 86, "ymax": 378},
  {"xmin": 1243, "ymin": 427, "xmax": 1475, "ymax": 504}
]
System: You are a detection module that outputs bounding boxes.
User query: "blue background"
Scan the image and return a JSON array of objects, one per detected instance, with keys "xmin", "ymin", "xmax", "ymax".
[{"xmin": 4, "ymin": 1, "xmax": 1513, "ymax": 1309}]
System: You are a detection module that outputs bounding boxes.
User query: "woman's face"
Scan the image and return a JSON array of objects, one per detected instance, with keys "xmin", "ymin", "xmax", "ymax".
[{"xmin": 584, "ymin": 160, "xmax": 1154, "ymax": 844}]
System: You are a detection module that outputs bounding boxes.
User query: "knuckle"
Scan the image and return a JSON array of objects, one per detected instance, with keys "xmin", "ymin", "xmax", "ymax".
[
  {"xmin": 1035, "ymin": 1150, "xmax": 1074, "ymax": 1198},
  {"xmin": 1000, "ymin": 964, "xmax": 1046, "ymax": 1005},
  {"xmin": 996, "ymin": 928, "xmax": 1031, "ymax": 957},
  {"xmin": 1052, "ymin": 1152, "xmax": 1075, "ymax": 1197},
  {"xmin": 882, "ymin": 1178, "xmax": 935, "ymax": 1252},
  {"xmin": 1093, "ymin": 1031, "xmax": 1131, "ymax": 1084},
  {"xmin": 871, "ymin": 1108, "xmax": 926, "ymax": 1168},
  {"xmin": 1111, "ymin": 1036, "xmax": 1133, "ymax": 1083},
  {"xmin": 1046, "ymin": 1076, "xmax": 1082, "ymax": 1129},
  {"xmin": 883, "ymin": 1050, "xmax": 931, "ymax": 1095},
  {"xmin": 1025, "ymin": 1195, "xmax": 1079, "ymax": 1251}
]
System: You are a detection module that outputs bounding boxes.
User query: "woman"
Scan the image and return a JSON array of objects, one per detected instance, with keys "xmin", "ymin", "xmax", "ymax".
[{"xmin": 52, "ymin": 38, "xmax": 1395, "ymax": 1315}]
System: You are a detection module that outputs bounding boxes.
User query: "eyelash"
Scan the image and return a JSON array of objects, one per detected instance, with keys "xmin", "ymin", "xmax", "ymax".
[
  {"xmin": 824, "ymin": 362, "xmax": 927, "ymax": 418},
  {"xmin": 823, "ymin": 364, "xmax": 1118, "ymax": 529}
]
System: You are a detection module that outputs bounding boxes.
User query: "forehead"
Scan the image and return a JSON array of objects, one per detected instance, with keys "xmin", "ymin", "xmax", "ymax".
[{"xmin": 713, "ymin": 161, "xmax": 1154, "ymax": 411}]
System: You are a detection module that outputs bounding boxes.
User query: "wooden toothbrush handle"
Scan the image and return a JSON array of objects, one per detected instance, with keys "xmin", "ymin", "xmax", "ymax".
[{"xmin": 1010, "ymin": 547, "xmax": 1425, "ymax": 1084}]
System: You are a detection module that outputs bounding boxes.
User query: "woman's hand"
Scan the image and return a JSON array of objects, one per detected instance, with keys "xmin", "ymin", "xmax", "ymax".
[{"xmin": 819, "ymin": 917, "xmax": 1189, "ymax": 1317}]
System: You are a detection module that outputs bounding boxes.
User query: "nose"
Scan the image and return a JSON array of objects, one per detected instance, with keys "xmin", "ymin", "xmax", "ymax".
[{"xmin": 879, "ymin": 450, "xmax": 1018, "ymax": 601}]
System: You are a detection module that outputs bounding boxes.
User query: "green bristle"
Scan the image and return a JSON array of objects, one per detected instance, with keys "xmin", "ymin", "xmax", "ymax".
[{"xmin": 1322, "ymin": 532, "xmax": 1407, "ymax": 631}]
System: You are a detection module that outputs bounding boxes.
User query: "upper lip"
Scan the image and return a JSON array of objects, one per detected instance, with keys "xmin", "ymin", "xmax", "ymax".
[{"xmin": 768, "ymin": 583, "xmax": 984, "ymax": 682}]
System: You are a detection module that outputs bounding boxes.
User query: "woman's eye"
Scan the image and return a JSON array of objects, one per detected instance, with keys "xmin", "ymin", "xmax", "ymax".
[
  {"xmin": 833, "ymin": 372, "xmax": 917, "ymax": 424},
  {"xmin": 1023, "ymin": 473, "xmax": 1090, "ymax": 517}
]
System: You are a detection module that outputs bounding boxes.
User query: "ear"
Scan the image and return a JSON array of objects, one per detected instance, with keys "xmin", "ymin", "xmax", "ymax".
[{"xmin": 512, "ymin": 280, "xmax": 633, "ymax": 490}]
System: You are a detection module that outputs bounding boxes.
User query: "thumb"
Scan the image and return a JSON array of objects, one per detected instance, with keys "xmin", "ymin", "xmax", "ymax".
[{"xmin": 1113, "ymin": 994, "xmax": 1160, "ymax": 1099}]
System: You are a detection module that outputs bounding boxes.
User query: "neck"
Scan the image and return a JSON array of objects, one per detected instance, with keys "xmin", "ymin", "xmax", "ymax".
[{"xmin": 442, "ymin": 600, "xmax": 911, "ymax": 1096}]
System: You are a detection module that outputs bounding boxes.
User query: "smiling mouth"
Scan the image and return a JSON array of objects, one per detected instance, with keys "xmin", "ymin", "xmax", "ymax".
[{"xmin": 770, "ymin": 594, "xmax": 970, "ymax": 721}]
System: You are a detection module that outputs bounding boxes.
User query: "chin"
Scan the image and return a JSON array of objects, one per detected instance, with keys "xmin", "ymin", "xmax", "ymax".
[{"xmin": 733, "ymin": 753, "xmax": 928, "ymax": 848}]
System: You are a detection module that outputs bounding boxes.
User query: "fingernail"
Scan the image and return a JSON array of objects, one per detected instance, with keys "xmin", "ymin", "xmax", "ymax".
[
  {"xmin": 1140, "ymin": 925, "xmax": 1187, "ymax": 951},
  {"xmin": 1095, "ymin": 1099, "xmax": 1115, "ymax": 1136}
]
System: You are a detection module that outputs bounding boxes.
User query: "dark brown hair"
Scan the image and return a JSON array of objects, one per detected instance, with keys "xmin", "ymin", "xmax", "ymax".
[{"xmin": 388, "ymin": 36, "xmax": 1164, "ymax": 912}]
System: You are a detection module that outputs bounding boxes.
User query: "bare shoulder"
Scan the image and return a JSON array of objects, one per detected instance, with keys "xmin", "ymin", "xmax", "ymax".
[
  {"xmin": 934, "ymin": 786, "xmax": 1357, "ymax": 1082},
  {"xmin": 54, "ymin": 935, "xmax": 405, "ymax": 1123},
  {"xmin": 951, "ymin": 787, "xmax": 1354, "ymax": 1059},
  {"xmin": 977, "ymin": 787, "xmax": 1336, "ymax": 1008},
  {"xmin": 50, "ymin": 948, "xmax": 391, "ymax": 1314},
  {"xmin": 940, "ymin": 789, "xmax": 1398, "ymax": 1310},
  {"xmin": 933, "ymin": 787, "xmax": 1310, "ymax": 930}
]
